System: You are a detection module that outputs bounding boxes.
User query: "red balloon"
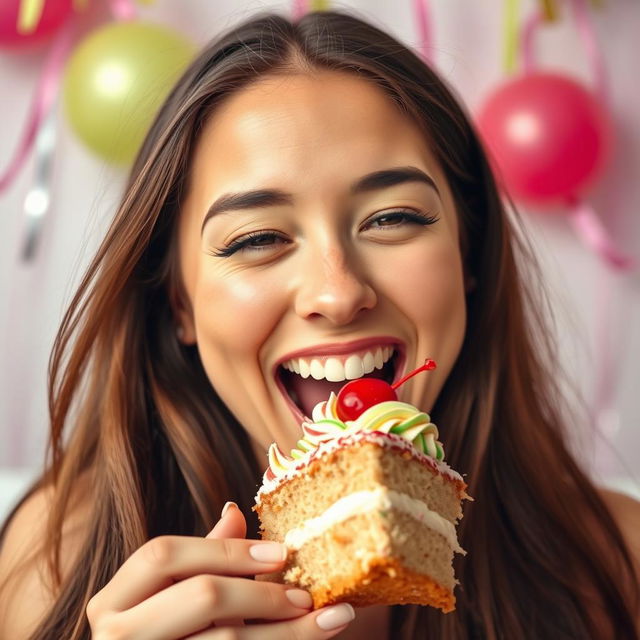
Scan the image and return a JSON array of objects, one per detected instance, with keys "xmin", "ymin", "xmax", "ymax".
[
  {"xmin": 0, "ymin": 0, "xmax": 75, "ymax": 49},
  {"xmin": 476, "ymin": 72, "xmax": 612, "ymax": 208}
]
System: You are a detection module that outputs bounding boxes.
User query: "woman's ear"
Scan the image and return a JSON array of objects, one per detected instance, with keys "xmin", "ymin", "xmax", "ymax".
[
  {"xmin": 462, "ymin": 258, "xmax": 477, "ymax": 294},
  {"xmin": 171, "ymin": 282, "xmax": 197, "ymax": 345},
  {"xmin": 457, "ymin": 225, "xmax": 475, "ymax": 294},
  {"xmin": 465, "ymin": 274, "xmax": 477, "ymax": 294},
  {"xmin": 175, "ymin": 305, "xmax": 197, "ymax": 344}
]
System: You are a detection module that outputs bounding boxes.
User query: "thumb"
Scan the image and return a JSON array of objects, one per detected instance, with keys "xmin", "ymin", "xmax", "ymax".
[{"xmin": 206, "ymin": 501, "xmax": 247, "ymax": 539}]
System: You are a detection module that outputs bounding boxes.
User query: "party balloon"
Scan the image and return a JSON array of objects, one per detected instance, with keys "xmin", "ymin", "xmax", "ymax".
[
  {"xmin": 0, "ymin": 0, "xmax": 76, "ymax": 49},
  {"xmin": 476, "ymin": 73, "xmax": 612, "ymax": 207},
  {"xmin": 63, "ymin": 21, "xmax": 195, "ymax": 165}
]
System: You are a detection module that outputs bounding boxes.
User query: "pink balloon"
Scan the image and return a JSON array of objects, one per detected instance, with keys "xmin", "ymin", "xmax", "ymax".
[
  {"xmin": 0, "ymin": 0, "xmax": 75, "ymax": 49},
  {"xmin": 476, "ymin": 72, "xmax": 612, "ymax": 208}
]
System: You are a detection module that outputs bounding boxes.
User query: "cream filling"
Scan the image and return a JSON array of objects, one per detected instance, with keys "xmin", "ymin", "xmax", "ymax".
[{"xmin": 283, "ymin": 487, "xmax": 464, "ymax": 553}]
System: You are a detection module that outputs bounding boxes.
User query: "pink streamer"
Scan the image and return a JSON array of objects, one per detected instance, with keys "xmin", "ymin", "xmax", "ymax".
[
  {"xmin": 568, "ymin": 0, "xmax": 608, "ymax": 105},
  {"xmin": 292, "ymin": 0, "xmax": 308, "ymax": 21},
  {"xmin": 520, "ymin": 0, "xmax": 633, "ymax": 272},
  {"xmin": 108, "ymin": 0, "xmax": 137, "ymax": 22},
  {"xmin": 568, "ymin": 199, "xmax": 635, "ymax": 270},
  {"xmin": 413, "ymin": 0, "xmax": 433, "ymax": 65},
  {"xmin": 0, "ymin": 21, "xmax": 76, "ymax": 193},
  {"xmin": 521, "ymin": 8, "xmax": 543, "ymax": 76},
  {"xmin": 522, "ymin": 1, "xmax": 606, "ymax": 100}
]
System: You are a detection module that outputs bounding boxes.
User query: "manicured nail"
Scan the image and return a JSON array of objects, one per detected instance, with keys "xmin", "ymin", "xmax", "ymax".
[
  {"xmin": 285, "ymin": 589, "xmax": 313, "ymax": 609},
  {"xmin": 220, "ymin": 501, "xmax": 237, "ymax": 519},
  {"xmin": 249, "ymin": 542, "xmax": 287, "ymax": 562},
  {"xmin": 316, "ymin": 603, "xmax": 355, "ymax": 631}
]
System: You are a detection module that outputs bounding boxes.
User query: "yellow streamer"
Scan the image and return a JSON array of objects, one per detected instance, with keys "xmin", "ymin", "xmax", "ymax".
[
  {"xmin": 310, "ymin": 0, "xmax": 331, "ymax": 10},
  {"xmin": 17, "ymin": 0, "xmax": 45, "ymax": 34},
  {"xmin": 503, "ymin": 0, "xmax": 521, "ymax": 74}
]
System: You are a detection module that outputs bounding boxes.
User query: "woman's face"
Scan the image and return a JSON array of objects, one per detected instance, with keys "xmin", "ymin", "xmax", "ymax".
[{"xmin": 178, "ymin": 71, "xmax": 467, "ymax": 458}]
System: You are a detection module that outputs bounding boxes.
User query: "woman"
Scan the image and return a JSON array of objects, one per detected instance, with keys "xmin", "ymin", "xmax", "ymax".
[{"xmin": 1, "ymin": 9, "xmax": 638, "ymax": 640}]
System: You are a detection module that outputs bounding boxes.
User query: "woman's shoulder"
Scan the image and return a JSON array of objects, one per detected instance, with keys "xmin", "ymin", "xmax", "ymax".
[{"xmin": 0, "ymin": 477, "xmax": 92, "ymax": 638}]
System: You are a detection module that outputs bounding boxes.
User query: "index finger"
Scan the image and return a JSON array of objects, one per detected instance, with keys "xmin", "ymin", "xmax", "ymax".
[{"xmin": 94, "ymin": 536, "xmax": 287, "ymax": 612}]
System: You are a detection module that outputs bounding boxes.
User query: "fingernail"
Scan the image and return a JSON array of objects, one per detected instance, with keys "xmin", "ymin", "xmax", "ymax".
[
  {"xmin": 285, "ymin": 589, "xmax": 313, "ymax": 609},
  {"xmin": 316, "ymin": 603, "xmax": 355, "ymax": 631},
  {"xmin": 249, "ymin": 542, "xmax": 287, "ymax": 562},
  {"xmin": 221, "ymin": 501, "xmax": 237, "ymax": 519}
]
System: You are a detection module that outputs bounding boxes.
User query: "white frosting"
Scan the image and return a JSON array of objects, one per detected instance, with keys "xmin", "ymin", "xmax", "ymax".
[
  {"xmin": 283, "ymin": 486, "xmax": 465, "ymax": 554},
  {"xmin": 256, "ymin": 430, "xmax": 464, "ymax": 503}
]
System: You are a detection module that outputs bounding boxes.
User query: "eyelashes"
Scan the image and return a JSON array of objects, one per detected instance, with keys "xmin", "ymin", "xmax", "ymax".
[
  {"xmin": 210, "ymin": 230, "xmax": 289, "ymax": 258},
  {"xmin": 210, "ymin": 209, "xmax": 440, "ymax": 258},
  {"xmin": 360, "ymin": 209, "xmax": 439, "ymax": 231}
]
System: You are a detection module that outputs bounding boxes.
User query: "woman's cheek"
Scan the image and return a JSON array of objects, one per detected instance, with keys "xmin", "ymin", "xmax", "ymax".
[
  {"xmin": 378, "ymin": 242, "xmax": 466, "ymax": 326},
  {"xmin": 194, "ymin": 269, "xmax": 285, "ymax": 358}
]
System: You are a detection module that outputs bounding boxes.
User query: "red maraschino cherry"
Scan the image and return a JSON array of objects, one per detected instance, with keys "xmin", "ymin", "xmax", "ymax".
[{"xmin": 336, "ymin": 358, "xmax": 436, "ymax": 422}]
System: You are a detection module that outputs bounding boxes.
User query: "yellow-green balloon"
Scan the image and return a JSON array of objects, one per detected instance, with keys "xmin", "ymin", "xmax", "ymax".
[{"xmin": 63, "ymin": 21, "xmax": 195, "ymax": 165}]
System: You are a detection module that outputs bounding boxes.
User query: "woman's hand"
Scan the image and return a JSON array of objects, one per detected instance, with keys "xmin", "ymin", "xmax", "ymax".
[{"xmin": 87, "ymin": 502, "xmax": 355, "ymax": 639}]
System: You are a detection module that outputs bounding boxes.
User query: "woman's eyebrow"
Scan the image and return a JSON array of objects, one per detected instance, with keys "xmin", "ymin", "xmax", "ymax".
[{"xmin": 200, "ymin": 165, "xmax": 440, "ymax": 234}]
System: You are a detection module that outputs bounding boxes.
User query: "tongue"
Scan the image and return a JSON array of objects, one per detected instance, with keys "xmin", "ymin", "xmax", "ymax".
[
  {"xmin": 288, "ymin": 376, "xmax": 343, "ymax": 418},
  {"xmin": 284, "ymin": 368, "xmax": 387, "ymax": 419}
]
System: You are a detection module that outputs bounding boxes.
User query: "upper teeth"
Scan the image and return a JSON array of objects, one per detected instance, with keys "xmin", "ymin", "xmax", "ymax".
[{"xmin": 281, "ymin": 346, "xmax": 395, "ymax": 382}]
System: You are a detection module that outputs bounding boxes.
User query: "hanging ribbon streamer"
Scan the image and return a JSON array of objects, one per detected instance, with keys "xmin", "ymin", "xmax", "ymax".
[
  {"xmin": 0, "ymin": 19, "xmax": 78, "ymax": 263},
  {"xmin": 412, "ymin": 0, "xmax": 433, "ymax": 66},
  {"xmin": 292, "ymin": 0, "xmax": 306, "ymax": 21},
  {"xmin": 567, "ymin": 199, "xmax": 634, "ymax": 270},
  {"xmin": 567, "ymin": 0, "xmax": 607, "ymax": 101},
  {"xmin": 521, "ymin": 0, "xmax": 633, "ymax": 271},
  {"xmin": 0, "ymin": 26, "xmax": 74, "ymax": 194},
  {"xmin": 108, "ymin": 0, "xmax": 137, "ymax": 21},
  {"xmin": 503, "ymin": 0, "xmax": 522, "ymax": 73}
]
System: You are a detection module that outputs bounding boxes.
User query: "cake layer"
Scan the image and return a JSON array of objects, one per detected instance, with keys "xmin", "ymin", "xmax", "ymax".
[
  {"xmin": 255, "ymin": 433, "xmax": 466, "ymax": 539},
  {"xmin": 262, "ymin": 507, "xmax": 457, "ymax": 611},
  {"xmin": 283, "ymin": 486, "xmax": 463, "ymax": 553},
  {"xmin": 257, "ymin": 430, "xmax": 465, "ymax": 503}
]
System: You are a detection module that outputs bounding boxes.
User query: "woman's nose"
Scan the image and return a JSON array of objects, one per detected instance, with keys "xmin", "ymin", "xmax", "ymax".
[{"xmin": 294, "ymin": 247, "xmax": 377, "ymax": 325}]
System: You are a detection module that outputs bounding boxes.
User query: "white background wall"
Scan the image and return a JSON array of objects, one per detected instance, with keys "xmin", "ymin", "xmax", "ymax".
[{"xmin": 1, "ymin": 0, "xmax": 639, "ymax": 518}]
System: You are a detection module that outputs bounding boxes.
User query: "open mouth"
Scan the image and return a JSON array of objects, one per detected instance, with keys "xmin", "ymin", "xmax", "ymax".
[{"xmin": 276, "ymin": 346, "xmax": 402, "ymax": 420}]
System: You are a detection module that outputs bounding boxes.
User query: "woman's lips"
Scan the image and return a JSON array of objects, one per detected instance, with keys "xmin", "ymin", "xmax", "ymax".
[{"xmin": 276, "ymin": 335, "xmax": 402, "ymax": 364}]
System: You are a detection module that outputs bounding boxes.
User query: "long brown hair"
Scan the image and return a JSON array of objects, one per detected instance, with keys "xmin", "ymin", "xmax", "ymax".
[{"xmin": 2, "ymin": 10, "xmax": 638, "ymax": 639}]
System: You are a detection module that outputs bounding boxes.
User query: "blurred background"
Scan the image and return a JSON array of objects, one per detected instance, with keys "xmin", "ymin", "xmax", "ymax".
[{"xmin": 1, "ymin": 0, "xmax": 639, "ymax": 520}]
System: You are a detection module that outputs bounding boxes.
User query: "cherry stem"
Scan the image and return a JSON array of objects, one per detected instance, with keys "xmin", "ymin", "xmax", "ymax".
[{"xmin": 391, "ymin": 358, "xmax": 437, "ymax": 390}]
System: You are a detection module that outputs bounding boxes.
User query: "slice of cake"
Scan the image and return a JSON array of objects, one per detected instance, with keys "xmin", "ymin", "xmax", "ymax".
[{"xmin": 254, "ymin": 367, "xmax": 469, "ymax": 612}]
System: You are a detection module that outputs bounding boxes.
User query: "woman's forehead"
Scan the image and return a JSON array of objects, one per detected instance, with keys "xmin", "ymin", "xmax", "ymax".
[{"xmin": 188, "ymin": 71, "xmax": 446, "ymax": 196}]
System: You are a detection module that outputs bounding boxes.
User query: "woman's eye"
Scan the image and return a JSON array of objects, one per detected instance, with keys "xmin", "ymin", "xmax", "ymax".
[
  {"xmin": 211, "ymin": 231, "xmax": 289, "ymax": 258},
  {"xmin": 362, "ymin": 209, "xmax": 440, "ymax": 231}
]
